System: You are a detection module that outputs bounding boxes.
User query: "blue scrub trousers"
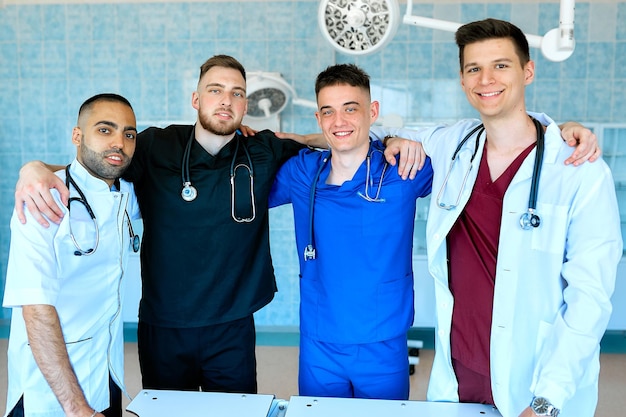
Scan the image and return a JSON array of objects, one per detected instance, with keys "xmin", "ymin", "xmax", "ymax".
[{"xmin": 298, "ymin": 334, "xmax": 410, "ymax": 400}]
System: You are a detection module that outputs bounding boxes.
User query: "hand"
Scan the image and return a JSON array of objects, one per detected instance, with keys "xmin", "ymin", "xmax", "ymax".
[
  {"xmin": 383, "ymin": 137, "xmax": 426, "ymax": 180},
  {"xmin": 15, "ymin": 161, "xmax": 67, "ymax": 227},
  {"xmin": 518, "ymin": 406, "xmax": 537, "ymax": 417},
  {"xmin": 560, "ymin": 121, "xmax": 601, "ymax": 166},
  {"xmin": 239, "ymin": 124, "xmax": 257, "ymax": 137}
]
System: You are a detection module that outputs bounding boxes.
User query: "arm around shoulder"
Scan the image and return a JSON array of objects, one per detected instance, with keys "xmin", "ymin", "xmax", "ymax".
[{"xmin": 16, "ymin": 161, "xmax": 68, "ymax": 227}]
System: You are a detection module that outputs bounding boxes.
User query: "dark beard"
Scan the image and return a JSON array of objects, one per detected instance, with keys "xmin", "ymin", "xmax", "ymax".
[
  {"xmin": 198, "ymin": 113, "xmax": 239, "ymax": 136},
  {"xmin": 79, "ymin": 143, "xmax": 130, "ymax": 181}
]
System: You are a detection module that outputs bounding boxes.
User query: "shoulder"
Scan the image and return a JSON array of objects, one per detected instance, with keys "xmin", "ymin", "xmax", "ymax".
[
  {"xmin": 545, "ymin": 127, "xmax": 613, "ymax": 182},
  {"xmin": 244, "ymin": 129, "xmax": 298, "ymax": 147},
  {"xmin": 280, "ymin": 147, "xmax": 326, "ymax": 172},
  {"xmin": 242, "ymin": 129, "xmax": 306, "ymax": 161},
  {"xmin": 138, "ymin": 124, "xmax": 192, "ymax": 143},
  {"xmin": 421, "ymin": 119, "xmax": 483, "ymax": 154}
]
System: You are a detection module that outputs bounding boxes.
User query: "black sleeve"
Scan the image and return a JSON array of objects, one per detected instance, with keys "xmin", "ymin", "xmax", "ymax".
[
  {"xmin": 122, "ymin": 127, "xmax": 155, "ymax": 183},
  {"xmin": 256, "ymin": 129, "xmax": 307, "ymax": 166}
]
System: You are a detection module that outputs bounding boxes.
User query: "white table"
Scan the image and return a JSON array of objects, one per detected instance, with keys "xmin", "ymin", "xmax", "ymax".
[
  {"xmin": 126, "ymin": 390, "xmax": 502, "ymax": 417},
  {"xmin": 284, "ymin": 396, "xmax": 502, "ymax": 417},
  {"xmin": 126, "ymin": 389, "xmax": 277, "ymax": 417}
]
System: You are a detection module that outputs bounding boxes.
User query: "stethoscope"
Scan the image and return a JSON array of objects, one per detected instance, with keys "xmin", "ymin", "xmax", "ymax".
[
  {"xmin": 304, "ymin": 144, "xmax": 389, "ymax": 261},
  {"xmin": 435, "ymin": 117, "xmax": 545, "ymax": 230},
  {"xmin": 180, "ymin": 127, "xmax": 256, "ymax": 223},
  {"xmin": 65, "ymin": 165, "xmax": 140, "ymax": 256}
]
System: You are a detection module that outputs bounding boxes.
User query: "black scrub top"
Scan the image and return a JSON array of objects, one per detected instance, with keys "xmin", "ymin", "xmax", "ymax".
[{"xmin": 123, "ymin": 125, "xmax": 304, "ymax": 327}]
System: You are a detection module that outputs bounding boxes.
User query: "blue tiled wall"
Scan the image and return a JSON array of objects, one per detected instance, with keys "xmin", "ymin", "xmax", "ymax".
[{"xmin": 1, "ymin": 1, "xmax": 625, "ymax": 325}]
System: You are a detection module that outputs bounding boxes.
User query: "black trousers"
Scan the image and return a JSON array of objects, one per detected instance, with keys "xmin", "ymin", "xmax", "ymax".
[
  {"xmin": 138, "ymin": 315, "xmax": 257, "ymax": 393},
  {"xmin": 8, "ymin": 375, "xmax": 122, "ymax": 417}
]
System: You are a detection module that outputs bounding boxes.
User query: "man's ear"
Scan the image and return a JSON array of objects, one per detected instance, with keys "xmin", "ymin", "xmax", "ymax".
[
  {"xmin": 71, "ymin": 127, "xmax": 82, "ymax": 146},
  {"xmin": 524, "ymin": 60, "xmax": 535, "ymax": 85},
  {"xmin": 191, "ymin": 91, "xmax": 199, "ymax": 111},
  {"xmin": 370, "ymin": 100, "xmax": 380, "ymax": 124}
]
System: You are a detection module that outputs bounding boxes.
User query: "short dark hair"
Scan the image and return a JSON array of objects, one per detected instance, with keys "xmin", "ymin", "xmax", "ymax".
[
  {"xmin": 199, "ymin": 54, "xmax": 246, "ymax": 82},
  {"xmin": 77, "ymin": 93, "xmax": 133, "ymax": 123},
  {"xmin": 315, "ymin": 63, "xmax": 370, "ymax": 98},
  {"xmin": 455, "ymin": 18, "xmax": 530, "ymax": 70}
]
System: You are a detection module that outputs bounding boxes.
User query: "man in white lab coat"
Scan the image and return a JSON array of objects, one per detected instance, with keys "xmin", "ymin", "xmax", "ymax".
[
  {"xmin": 3, "ymin": 94, "xmax": 140, "ymax": 417},
  {"xmin": 417, "ymin": 19, "xmax": 621, "ymax": 417}
]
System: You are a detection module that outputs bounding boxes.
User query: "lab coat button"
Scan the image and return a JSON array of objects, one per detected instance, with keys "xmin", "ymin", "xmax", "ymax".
[{"xmin": 434, "ymin": 233, "xmax": 440, "ymax": 240}]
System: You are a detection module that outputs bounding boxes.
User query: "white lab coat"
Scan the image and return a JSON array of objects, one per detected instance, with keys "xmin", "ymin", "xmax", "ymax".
[
  {"xmin": 373, "ymin": 114, "xmax": 622, "ymax": 416},
  {"xmin": 3, "ymin": 160, "xmax": 140, "ymax": 417}
]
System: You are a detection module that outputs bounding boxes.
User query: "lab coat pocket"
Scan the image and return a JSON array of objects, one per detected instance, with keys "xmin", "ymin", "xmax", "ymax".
[
  {"xmin": 24, "ymin": 336, "xmax": 95, "ymax": 414},
  {"xmin": 531, "ymin": 203, "xmax": 568, "ymax": 254},
  {"xmin": 65, "ymin": 336, "xmax": 95, "ymax": 395}
]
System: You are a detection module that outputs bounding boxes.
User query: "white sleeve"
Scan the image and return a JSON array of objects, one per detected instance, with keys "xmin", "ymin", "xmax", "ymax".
[{"xmin": 369, "ymin": 125, "xmax": 433, "ymax": 143}]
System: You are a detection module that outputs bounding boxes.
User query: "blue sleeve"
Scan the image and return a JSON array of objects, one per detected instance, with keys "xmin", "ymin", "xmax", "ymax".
[
  {"xmin": 412, "ymin": 157, "xmax": 434, "ymax": 198},
  {"xmin": 269, "ymin": 158, "xmax": 294, "ymax": 208}
]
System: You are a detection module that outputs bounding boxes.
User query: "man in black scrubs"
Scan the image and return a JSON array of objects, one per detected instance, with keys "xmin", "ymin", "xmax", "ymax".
[{"xmin": 123, "ymin": 55, "xmax": 308, "ymax": 392}]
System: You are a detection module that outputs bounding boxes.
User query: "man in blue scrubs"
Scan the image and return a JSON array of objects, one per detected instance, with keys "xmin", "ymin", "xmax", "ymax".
[{"xmin": 269, "ymin": 64, "xmax": 433, "ymax": 400}]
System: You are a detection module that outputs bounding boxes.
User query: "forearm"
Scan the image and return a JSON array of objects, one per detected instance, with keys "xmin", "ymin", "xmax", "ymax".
[
  {"xmin": 301, "ymin": 133, "xmax": 327, "ymax": 149},
  {"xmin": 20, "ymin": 161, "xmax": 64, "ymax": 174},
  {"xmin": 369, "ymin": 126, "xmax": 423, "ymax": 142},
  {"xmin": 23, "ymin": 304, "xmax": 95, "ymax": 417}
]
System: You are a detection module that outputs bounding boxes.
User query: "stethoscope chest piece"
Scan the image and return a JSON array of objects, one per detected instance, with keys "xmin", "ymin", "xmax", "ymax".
[
  {"xmin": 520, "ymin": 210, "xmax": 541, "ymax": 230},
  {"xmin": 181, "ymin": 182, "xmax": 197, "ymax": 202}
]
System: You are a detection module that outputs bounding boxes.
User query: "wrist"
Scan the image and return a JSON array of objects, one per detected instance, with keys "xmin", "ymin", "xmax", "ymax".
[
  {"xmin": 382, "ymin": 135, "xmax": 397, "ymax": 147},
  {"xmin": 530, "ymin": 396, "xmax": 560, "ymax": 417}
]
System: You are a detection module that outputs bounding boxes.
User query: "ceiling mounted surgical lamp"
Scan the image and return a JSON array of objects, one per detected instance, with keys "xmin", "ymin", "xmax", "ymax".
[
  {"xmin": 319, "ymin": 0, "xmax": 576, "ymax": 62},
  {"xmin": 246, "ymin": 72, "xmax": 317, "ymax": 120}
]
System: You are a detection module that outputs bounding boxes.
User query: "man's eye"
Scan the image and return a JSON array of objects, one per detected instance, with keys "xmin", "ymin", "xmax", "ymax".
[
  {"xmin": 126, "ymin": 133, "xmax": 137, "ymax": 140},
  {"xmin": 99, "ymin": 128, "xmax": 111, "ymax": 134}
]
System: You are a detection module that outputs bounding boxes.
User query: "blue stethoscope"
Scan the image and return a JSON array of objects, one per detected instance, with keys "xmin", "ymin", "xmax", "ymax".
[
  {"xmin": 65, "ymin": 165, "xmax": 140, "ymax": 256},
  {"xmin": 180, "ymin": 127, "xmax": 256, "ymax": 223},
  {"xmin": 304, "ymin": 144, "xmax": 389, "ymax": 261},
  {"xmin": 435, "ymin": 117, "xmax": 545, "ymax": 230}
]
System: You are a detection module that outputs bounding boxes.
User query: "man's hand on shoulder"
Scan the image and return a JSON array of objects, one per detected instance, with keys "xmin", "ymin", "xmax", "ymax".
[
  {"xmin": 383, "ymin": 137, "xmax": 426, "ymax": 180},
  {"xmin": 15, "ymin": 161, "xmax": 67, "ymax": 227}
]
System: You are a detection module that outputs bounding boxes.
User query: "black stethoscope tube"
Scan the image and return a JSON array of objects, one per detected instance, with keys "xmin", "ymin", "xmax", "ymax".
[
  {"xmin": 180, "ymin": 127, "xmax": 256, "ymax": 222},
  {"xmin": 65, "ymin": 165, "xmax": 139, "ymax": 256},
  {"xmin": 439, "ymin": 117, "xmax": 545, "ymax": 229},
  {"xmin": 66, "ymin": 165, "xmax": 99, "ymax": 256}
]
